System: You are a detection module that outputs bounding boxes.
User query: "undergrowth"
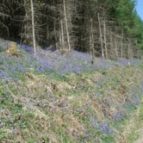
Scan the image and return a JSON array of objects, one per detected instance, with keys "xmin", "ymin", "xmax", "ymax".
[{"xmin": 0, "ymin": 41, "xmax": 143, "ymax": 143}]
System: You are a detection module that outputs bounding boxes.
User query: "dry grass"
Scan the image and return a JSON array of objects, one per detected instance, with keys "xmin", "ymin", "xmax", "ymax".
[{"xmin": 0, "ymin": 65, "xmax": 143, "ymax": 142}]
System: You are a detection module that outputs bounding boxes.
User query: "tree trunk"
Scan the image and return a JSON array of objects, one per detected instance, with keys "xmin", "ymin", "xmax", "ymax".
[
  {"xmin": 109, "ymin": 28, "xmax": 113, "ymax": 58},
  {"xmin": 30, "ymin": 0, "xmax": 36, "ymax": 55},
  {"xmin": 103, "ymin": 17, "xmax": 107, "ymax": 58},
  {"xmin": 60, "ymin": 19, "xmax": 65, "ymax": 51},
  {"xmin": 115, "ymin": 37, "xmax": 118, "ymax": 59},
  {"xmin": 63, "ymin": 0, "xmax": 71, "ymax": 56},
  {"xmin": 98, "ymin": 13, "xmax": 104, "ymax": 59},
  {"xmin": 90, "ymin": 18, "xmax": 94, "ymax": 64},
  {"xmin": 120, "ymin": 23, "xmax": 124, "ymax": 58}
]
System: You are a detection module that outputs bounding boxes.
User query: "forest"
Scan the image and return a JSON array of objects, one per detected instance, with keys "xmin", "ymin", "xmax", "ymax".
[{"xmin": 0, "ymin": 0, "xmax": 143, "ymax": 59}]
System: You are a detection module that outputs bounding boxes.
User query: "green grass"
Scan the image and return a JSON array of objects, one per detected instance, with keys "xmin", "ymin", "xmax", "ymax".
[
  {"xmin": 120, "ymin": 99, "xmax": 143, "ymax": 143},
  {"xmin": 0, "ymin": 62, "xmax": 143, "ymax": 142}
]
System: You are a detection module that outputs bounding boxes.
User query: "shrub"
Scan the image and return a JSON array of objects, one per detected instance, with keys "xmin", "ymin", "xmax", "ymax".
[{"xmin": 5, "ymin": 41, "xmax": 19, "ymax": 57}]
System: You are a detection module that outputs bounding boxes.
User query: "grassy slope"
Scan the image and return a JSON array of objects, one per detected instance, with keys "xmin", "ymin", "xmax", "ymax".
[
  {"xmin": 116, "ymin": 96, "xmax": 143, "ymax": 143},
  {"xmin": 0, "ymin": 42, "xmax": 143, "ymax": 143}
]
